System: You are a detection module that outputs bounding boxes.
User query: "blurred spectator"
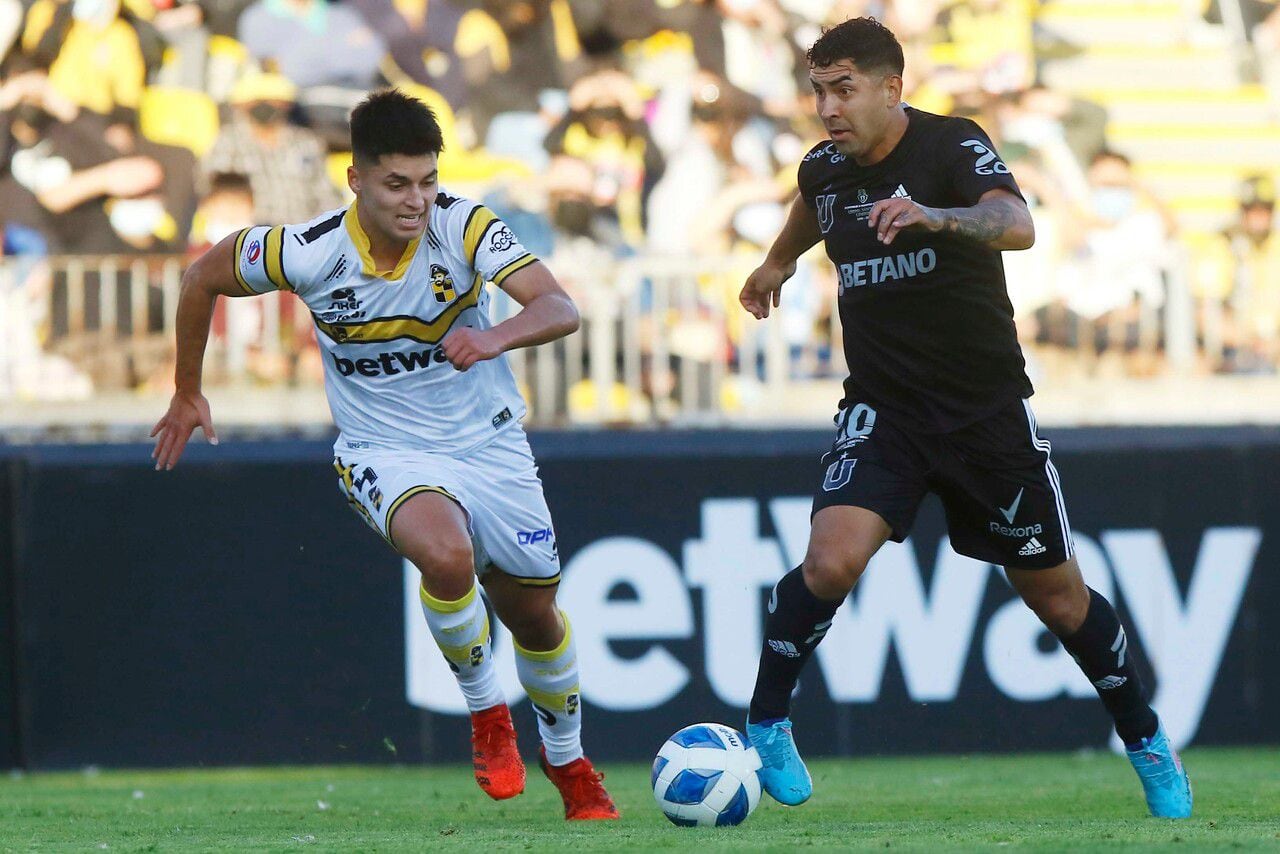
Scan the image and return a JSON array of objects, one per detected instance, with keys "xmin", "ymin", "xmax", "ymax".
[
  {"xmin": 544, "ymin": 68, "xmax": 665, "ymax": 247},
  {"xmin": 1045, "ymin": 150, "xmax": 1172, "ymax": 367},
  {"xmin": 200, "ymin": 71, "xmax": 342, "ymax": 224},
  {"xmin": 21, "ymin": 0, "xmax": 146, "ymax": 126},
  {"xmin": 184, "ymin": 171, "xmax": 276, "ymax": 384},
  {"xmin": 237, "ymin": 0, "xmax": 384, "ymax": 90},
  {"xmin": 0, "ymin": 69, "xmax": 164, "ymax": 254},
  {"xmin": 455, "ymin": 0, "xmax": 575, "ymax": 139},
  {"xmin": 0, "ymin": 0, "xmax": 22, "ymax": 63},
  {"xmin": 646, "ymin": 73, "xmax": 780, "ymax": 256},
  {"xmin": 718, "ymin": 0, "xmax": 805, "ymax": 116},
  {"xmin": 656, "ymin": 0, "xmax": 728, "ymax": 77},
  {"xmin": 997, "ymin": 86, "xmax": 1107, "ymax": 201},
  {"xmin": 1204, "ymin": 0, "xmax": 1280, "ymax": 48},
  {"xmin": 1192, "ymin": 176, "xmax": 1280, "ymax": 373},
  {"xmin": 351, "ymin": 0, "xmax": 468, "ymax": 105},
  {"xmin": 931, "ymin": 0, "xmax": 1034, "ymax": 95},
  {"xmin": 189, "ymin": 170, "xmax": 253, "ymax": 249},
  {"xmin": 543, "ymin": 153, "xmax": 626, "ymax": 251},
  {"xmin": 100, "ymin": 119, "xmax": 197, "ymax": 252},
  {"xmin": 0, "ymin": 247, "xmax": 92, "ymax": 400}
]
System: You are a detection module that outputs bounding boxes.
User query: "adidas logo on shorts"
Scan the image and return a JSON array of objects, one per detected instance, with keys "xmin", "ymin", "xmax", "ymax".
[{"xmin": 1018, "ymin": 537, "xmax": 1047, "ymax": 556}]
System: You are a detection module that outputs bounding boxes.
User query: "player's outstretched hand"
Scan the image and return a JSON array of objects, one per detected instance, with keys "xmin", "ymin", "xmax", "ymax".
[
  {"xmin": 441, "ymin": 326, "xmax": 502, "ymax": 371},
  {"xmin": 150, "ymin": 391, "xmax": 217, "ymax": 471},
  {"xmin": 740, "ymin": 260, "xmax": 796, "ymax": 320},
  {"xmin": 867, "ymin": 198, "xmax": 942, "ymax": 246}
]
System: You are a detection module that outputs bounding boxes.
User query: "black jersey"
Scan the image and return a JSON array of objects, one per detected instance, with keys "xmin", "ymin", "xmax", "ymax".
[{"xmin": 798, "ymin": 107, "xmax": 1033, "ymax": 433}]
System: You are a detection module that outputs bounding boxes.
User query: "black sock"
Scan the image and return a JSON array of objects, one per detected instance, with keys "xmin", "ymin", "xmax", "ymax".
[
  {"xmin": 748, "ymin": 566, "xmax": 844, "ymax": 724},
  {"xmin": 1058, "ymin": 587, "xmax": 1158, "ymax": 746}
]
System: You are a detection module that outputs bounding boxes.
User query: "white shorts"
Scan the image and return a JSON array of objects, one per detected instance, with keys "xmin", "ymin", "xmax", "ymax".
[{"xmin": 333, "ymin": 425, "xmax": 561, "ymax": 586}]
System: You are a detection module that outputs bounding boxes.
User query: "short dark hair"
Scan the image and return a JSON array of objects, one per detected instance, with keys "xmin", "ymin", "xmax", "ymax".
[
  {"xmin": 807, "ymin": 17, "xmax": 904, "ymax": 77},
  {"xmin": 350, "ymin": 89, "xmax": 444, "ymax": 167}
]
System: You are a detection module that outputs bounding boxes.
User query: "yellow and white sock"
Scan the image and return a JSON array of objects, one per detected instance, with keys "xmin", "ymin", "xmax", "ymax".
[
  {"xmin": 419, "ymin": 582, "xmax": 504, "ymax": 713},
  {"xmin": 514, "ymin": 610, "xmax": 583, "ymax": 766}
]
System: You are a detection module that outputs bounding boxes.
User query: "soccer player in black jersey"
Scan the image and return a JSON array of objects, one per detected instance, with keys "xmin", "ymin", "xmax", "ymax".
[{"xmin": 739, "ymin": 18, "xmax": 1192, "ymax": 819}]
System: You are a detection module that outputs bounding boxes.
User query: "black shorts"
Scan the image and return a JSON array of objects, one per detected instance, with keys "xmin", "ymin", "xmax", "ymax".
[{"xmin": 811, "ymin": 397, "xmax": 1074, "ymax": 569}]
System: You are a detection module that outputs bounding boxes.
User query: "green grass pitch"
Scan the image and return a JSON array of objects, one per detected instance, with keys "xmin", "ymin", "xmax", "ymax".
[{"xmin": 2, "ymin": 748, "xmax": 1277, "ymax": 851}]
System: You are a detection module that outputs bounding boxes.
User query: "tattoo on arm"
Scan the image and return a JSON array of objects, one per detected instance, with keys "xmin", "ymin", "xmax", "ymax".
[{"xmin": 940, "ymin": 199, "xmax": 1018, "ymax": 244}]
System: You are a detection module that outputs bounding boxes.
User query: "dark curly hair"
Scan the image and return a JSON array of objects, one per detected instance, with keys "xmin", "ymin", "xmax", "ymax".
[
  {"xmin": 350, "ymin": 89, "xmax": 444, "ymax": 167},
  {"xmin": 806, "ymin": 17, "xmax": 904, "ymax": 77}
]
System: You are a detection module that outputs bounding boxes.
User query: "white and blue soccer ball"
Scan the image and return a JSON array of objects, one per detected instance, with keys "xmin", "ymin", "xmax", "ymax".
[{"xmin": 652, "ymin": 722, "xmax": 763, "ymax": 827}]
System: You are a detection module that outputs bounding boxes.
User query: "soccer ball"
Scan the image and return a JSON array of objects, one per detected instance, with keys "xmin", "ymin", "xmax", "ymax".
[{"xmin": 652, "ymin": 722, "xmax": 763, "ymax": 827}]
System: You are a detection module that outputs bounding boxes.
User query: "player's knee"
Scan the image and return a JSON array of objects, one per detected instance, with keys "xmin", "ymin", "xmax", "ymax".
[
  {"xmin": 1024, "ymin": 588, "xmax": 1088, "ymax": 636},
  {"xmin": 407, "ymin": 537, "xmax": 474, "ymax": 598},
  {"xmin": 503, "ymin": 597, "xmax": 562, "ymax": 651},
  {"xmin": 802, "ymin": 548, "xmax": 868, "ymax": 600}
]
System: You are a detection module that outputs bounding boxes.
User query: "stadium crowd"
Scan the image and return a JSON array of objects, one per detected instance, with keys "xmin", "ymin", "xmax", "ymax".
[{"xmin": 0, "ymin": 0, "xmax": 1277, "ymax": 411}]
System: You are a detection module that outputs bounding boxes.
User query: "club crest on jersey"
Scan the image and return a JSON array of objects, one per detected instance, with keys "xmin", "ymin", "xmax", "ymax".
[
  {"xmin": 816, "ymin": 193, "xmax": 838, "ymax": 234},
  {"xmin": 430, "ymin": 264, "xmax": 456, "ymax": 303}
]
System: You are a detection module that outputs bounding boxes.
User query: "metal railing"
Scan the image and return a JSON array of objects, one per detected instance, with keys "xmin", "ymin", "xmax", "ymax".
[{"xmin": 1, "ymin": 245, "xmax": 1217, "ymax": 423}]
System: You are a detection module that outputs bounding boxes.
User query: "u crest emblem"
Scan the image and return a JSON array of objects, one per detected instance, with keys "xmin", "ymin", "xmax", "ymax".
[{"xmin": 816, "ymin": 194, "xmax": 837, "ymax": 234}]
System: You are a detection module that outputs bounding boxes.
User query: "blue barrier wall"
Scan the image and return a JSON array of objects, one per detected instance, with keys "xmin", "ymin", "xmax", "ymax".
[{"xmin": 1, "ymin": 427, "xmax": 1277, "ymax": 768}]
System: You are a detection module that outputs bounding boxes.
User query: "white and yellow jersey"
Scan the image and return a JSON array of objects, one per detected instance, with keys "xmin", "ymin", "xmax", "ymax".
[{"xmin": 233, "ymin": 190, "xmax": 539, "ymax": 455}]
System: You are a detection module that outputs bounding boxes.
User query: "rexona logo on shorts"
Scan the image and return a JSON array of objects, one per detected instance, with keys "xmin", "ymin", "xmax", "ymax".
[
  {"xmin": 989, "ymin": 521, "xmax": 1043, "ymax": 538},
  {"xmin": 331, "ymin": 348, "xmax": 448, "ymax": 377}
]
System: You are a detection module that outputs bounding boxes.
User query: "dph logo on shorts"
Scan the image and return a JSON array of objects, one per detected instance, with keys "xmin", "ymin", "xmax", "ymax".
[{"xmin": 517, "ymin": 527, "xmax": 554, "ymax": 546}]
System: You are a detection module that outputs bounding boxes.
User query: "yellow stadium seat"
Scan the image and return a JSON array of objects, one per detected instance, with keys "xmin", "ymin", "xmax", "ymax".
[{"xmin": 139, "ymin": 87, "xmax": 220, "ymax": 157}]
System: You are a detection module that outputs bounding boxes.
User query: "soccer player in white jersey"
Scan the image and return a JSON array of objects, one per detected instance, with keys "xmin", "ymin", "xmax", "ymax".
[{"xmin": 151, "ymin": 89, "xmax": 619, "ymax": 820}]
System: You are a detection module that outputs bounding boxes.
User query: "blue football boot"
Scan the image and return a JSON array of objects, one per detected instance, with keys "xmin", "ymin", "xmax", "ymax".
[
  {"xmin": 1125, "ymin": 722, "xmax": 1192, "ymax": 818},
  {"xmin": 746, "ymin": 717, "xmax": 812, "ymax": 806}
]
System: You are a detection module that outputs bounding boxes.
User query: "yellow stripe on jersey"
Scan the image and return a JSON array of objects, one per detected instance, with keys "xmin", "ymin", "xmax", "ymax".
[
  {"xmin": 462, "ymin": 205, "xmax": 498, "ymax": 267},
  {"xmin": 232, "ymin": 229, "xmax": 254, "ymax": 294},
  {"xmin": 313, "ymin": 280, "xmax": 480, "ymax": 344},
  {"xmin": 492, "ymin": 253, "xmax": 537, "ymax": 287},
  {"xmin": 263, "ymin": 225, "xmax": 290, "ymax": 290}
]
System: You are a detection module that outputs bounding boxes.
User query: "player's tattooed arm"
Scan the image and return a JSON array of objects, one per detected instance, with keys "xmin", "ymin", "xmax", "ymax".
[
  {"xmin": 869, "ymin": 188, "xmax": 1034, "ymax": 251},
  {"xmin": 933, "ymin": 191, "xmax": 1034, "ymax": 249}
]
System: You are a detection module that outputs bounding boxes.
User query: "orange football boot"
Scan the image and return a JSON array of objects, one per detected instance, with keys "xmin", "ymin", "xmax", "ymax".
[
  {"xmin": 470, "ymin": 705, "xmax": 525, "ymax": 800},
  {"xmin": 538, "ymin": 747, "xmax": 620, "ymax": 820}
]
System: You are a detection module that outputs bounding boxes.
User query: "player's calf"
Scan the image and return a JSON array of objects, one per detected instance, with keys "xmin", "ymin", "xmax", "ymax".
[{"xmin": 748, "ymin": 566, "xmax": 845, "ymax": 726}]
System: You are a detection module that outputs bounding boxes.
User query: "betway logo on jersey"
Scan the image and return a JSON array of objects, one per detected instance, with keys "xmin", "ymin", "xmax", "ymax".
[
  {"xmin": 405, "ymin": 498, "xmax": 1260, "ymax": 752},
  {"xmin": 838, "ymin": 248, "xmax": 937, "ymax": 294},
  {"xmin": 331, "ymin": 347, "xmax": 448, "ymax": 377}
]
